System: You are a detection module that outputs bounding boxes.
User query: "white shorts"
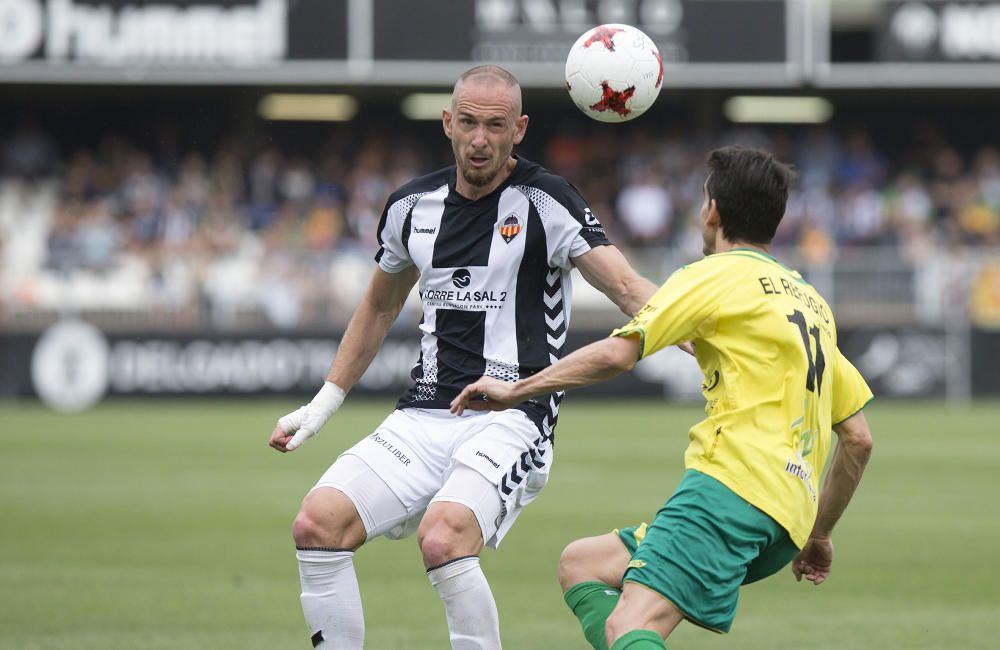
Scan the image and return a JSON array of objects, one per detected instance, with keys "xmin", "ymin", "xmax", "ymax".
[{"xmin": 312, "ymin": 408, "xmax": 552, "ymax": 549}]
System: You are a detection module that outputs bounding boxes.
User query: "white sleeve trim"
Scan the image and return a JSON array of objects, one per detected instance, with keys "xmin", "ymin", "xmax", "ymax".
[
  {"xmin": 516, "ymin": 185, "xmax": 593, "ymax": 270},
  {"xmin": 376, "ymin": 192, "xmax": 425, "ymax": 272}
]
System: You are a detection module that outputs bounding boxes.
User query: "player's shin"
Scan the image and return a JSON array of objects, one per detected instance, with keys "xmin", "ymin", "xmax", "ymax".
[
  {"xmin": 296, "ymin": 549, "xmax": 364, "ymax": 649},
  {"xmin": 563, "ymin": 581, "xmax": 622, "ymax": 650},
  {"xmin": 427, "ymin": 556, "xmax": 501, "ymax": 650}
]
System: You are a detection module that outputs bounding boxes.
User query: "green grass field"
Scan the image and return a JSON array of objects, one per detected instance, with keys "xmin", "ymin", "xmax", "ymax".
[{"xmin": 2, "ymin": 399, "xmax": 998, "ymax": 649}]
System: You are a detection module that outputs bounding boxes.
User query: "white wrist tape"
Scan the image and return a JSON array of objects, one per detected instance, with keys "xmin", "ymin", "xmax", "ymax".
[
  {"xmin": 312, "ymin": 381, "xmax": 346, "ymax": 416},
  {"xmin": 282, "ymin": 381, "xmax": 346, "ymax": 451}
]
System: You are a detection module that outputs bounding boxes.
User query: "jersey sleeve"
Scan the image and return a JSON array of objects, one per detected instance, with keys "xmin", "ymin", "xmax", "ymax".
[
  {"xmin": 525, "ymin": 177, "xmax": 611, "ymax": 270},
  {"xmin": 374, "ymin": 194, "xmax": 415, "ymax": 273},
  {"xmin": 611, "ymin": 260, "xmax": 730, "ymax": 359},
  {"xmin": 830, "ymin": 348, "xmax": 874, "ymax": 425}
]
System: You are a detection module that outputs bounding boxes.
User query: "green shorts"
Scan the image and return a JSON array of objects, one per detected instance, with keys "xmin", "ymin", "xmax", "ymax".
[{"xmin": 616, "ymin": 470, "xmax": 799, "ymax": 633}]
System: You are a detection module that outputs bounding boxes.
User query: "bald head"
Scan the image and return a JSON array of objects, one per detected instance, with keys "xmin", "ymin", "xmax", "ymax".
[
  {"xmin": 453, "ymin": 65, "xmax": 522, "ymax": 115},
  {"xmin": 444, "ymin": 64, "xmax": 529, "ymax": 199}
]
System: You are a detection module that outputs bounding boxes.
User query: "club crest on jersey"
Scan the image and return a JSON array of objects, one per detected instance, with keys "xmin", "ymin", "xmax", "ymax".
[{"xmin": 499, "ymin": 214, "xmax": 522, "ymax": 244}]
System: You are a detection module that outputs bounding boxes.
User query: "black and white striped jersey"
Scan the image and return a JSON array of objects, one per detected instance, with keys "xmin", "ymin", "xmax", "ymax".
[{"xmin": 374, "ymin": 156, "xmax": 611, "ymax": 437}]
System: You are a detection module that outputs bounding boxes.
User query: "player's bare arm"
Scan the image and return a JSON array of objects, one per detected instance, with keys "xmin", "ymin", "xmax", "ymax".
[
  {"xmin": 573, "ymin": 246, "xmax": 694, "ymax": 356},
  {"xmin": 572, "ymin": 246, "xmax": 658, "ymax": 317},
  {"xmin": 323, "ymin": 266, "xmax": 420, "ymax": 391},
  {"xmin": 450, "ymin": 334, "xmax": 640, "ymax": 414},
  {"xmin": 792, "ymin": 411, "xmax": 873, "ymax": 585},
  {"xmin": 269, "ymin": 266, "xmax": 419, "ymax": 452}
]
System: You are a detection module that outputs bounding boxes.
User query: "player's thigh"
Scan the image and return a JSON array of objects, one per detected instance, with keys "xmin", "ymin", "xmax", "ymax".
[
  {"xmin": 423, "ymin": 464, "xmax": 504, "ymax": 555},
  {"xmin": 310, "ymin": 447, "xmax": 416, "ymax": 544},
  {"xmin": 318, "ymin": 410, "xmax": 463, "ymax": 540},
  {"xmin": 624, "ymin": 470, "xmax": 785, "ymax": 634},
  {"xmin": 446, "ymin": 410, "xmax": 552, "ymax": 547},
  {"xmin": 558, "ymin": 533, "xmax": 632, "ymax": 590}
]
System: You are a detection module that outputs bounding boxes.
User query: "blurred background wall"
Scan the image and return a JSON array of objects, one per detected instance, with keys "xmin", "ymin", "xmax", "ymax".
[{"xmin": 1, "ymin": 0, "xmax": 999, "ymax": 410}]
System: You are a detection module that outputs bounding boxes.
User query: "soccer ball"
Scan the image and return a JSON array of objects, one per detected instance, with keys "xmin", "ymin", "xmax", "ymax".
[{"xmin": 564, "ymin": 24, "xmax": 663, "ymax": 123}]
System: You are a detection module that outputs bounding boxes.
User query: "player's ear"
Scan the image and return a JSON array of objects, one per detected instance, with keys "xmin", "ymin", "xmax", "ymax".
[
  {"xmin": 707, "ymin": 198, "xmax": 721, "ymax": 227},
  {"xmin": 442, "ymin": 109, "xmax": 454, "ymax": 140},
  {"xmin": 512, "ymin": 114, "xmax": 528, "ymax": 145}
]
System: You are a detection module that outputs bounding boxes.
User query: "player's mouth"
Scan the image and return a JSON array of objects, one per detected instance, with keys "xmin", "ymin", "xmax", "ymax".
[{"xmin": 468, "ymin": 154, "xmax": 491, "ymax": 168}]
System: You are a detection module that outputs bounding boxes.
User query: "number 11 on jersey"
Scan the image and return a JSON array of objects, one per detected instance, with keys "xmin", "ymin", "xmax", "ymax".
[{"xmin": 787, "ymin": 309, "xmax": 826, "ymax": 457}]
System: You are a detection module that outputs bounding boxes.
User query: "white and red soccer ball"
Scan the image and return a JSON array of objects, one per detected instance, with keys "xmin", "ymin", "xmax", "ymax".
[{"xmin": 564, "ymin": 24, "xmax": 663, "ymax": 123}]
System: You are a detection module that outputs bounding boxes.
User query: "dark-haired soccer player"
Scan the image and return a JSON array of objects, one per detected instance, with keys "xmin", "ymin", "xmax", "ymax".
[
  {"xmin": 268, "ymin": 65, "xmax": 664, "ymax": 649},
  {"xmin": 452, "ymin": 146, "xmax": 874, "ymax": 650}
]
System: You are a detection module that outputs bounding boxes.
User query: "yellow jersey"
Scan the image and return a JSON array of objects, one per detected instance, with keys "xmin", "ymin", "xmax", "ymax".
[{"xmin": 612, "ymin": 248, "xmax": 873, "ymax": 547}]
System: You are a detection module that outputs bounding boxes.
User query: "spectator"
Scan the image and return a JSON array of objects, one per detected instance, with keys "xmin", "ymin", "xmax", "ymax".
[
  {"xmin": 4, "ymin": 118, "xmax": 1000, "ymax": 328},
  {"xmin": 615, "ymin": 168, "xmax": 673, "ymax": 247}
]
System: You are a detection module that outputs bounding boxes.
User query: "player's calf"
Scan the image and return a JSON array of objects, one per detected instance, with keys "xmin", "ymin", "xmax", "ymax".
[
  {"xmin": 293, "ymin": 489, "xmax": 367, "ymax": 650},
  {"xmin": 420, "ymin": 503, "xmax": 499, "ymax": 650},
  {"xmin": 421, "ymin": 472, "xmax": 503, "ymax": 649}
]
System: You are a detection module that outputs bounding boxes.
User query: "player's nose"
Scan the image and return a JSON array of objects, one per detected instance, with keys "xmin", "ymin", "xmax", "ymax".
[{"xmin": 470, "ymin": 126, "xmax": 489, "ymax": 147}]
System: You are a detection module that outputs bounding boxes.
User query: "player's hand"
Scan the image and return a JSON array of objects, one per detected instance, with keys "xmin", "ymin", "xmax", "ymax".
[
  {"xmin": 268, "ymin": 382, "xmax": 346, "ymax": 453},
  {"xmin": 792, "ymin": 535, "xmax": 833, "ymax": 585},
  {"xmin": 450, "ymin": 377, "xmax": 521, "ymax": 415},
  {"xmin": 677, "ymin": 341, "xmax": 695, "ymax": 356}
]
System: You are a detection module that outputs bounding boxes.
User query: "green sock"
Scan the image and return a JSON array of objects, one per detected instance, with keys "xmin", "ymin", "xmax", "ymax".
[
  {"xmin": 563, "ymin": 581, "xmax": 621, "ymax": 650},
  {"xmin": 610, "ymin": 629, "xmax": 666, "ymax": 650}
]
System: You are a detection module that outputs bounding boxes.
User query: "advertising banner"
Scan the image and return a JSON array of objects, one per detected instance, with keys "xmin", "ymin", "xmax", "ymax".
[
  {"xmin": 5, "ymin": 320, "xmax": 992, "ymax": 411},
  {"xmin": 0, "ymin": 0, "xmax": 347, "ymax": 66},
  {"xmin": 0, "ymin": 0, "xmax": 797, "ymax": 86},
  {"xmin": 879, "ymin": 1, "xmax": 1000, "ymax": 61},
  {"xmin": 0, "ymin": 320, "xmax": 700, "ymax": 410},
  {"xmin": 373, "ymin": 0, "xmax": 789, "ymax": 65},
  {"xmin": 836, "ymin": 327, "xmax": 951, "ymax": 398}
]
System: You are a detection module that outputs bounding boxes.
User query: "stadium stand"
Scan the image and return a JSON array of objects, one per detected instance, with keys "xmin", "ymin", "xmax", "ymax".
[{"xmin": 2, "ymin": 119, "xmax": 998, "ymax": 330}]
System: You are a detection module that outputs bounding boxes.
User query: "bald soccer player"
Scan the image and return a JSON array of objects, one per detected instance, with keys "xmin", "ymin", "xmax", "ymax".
[{"xmin": 268, "ymin": 65, "xmax": 663, "ymax": 649}]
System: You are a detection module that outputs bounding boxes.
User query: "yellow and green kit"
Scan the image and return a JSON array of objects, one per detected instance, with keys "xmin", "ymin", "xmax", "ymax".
[{"xmin": 609, "ymin": 248, "xmax": 873, "ymax": 631}]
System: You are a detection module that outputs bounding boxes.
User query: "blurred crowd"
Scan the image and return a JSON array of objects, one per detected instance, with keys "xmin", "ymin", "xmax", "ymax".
[
  {"xmin": 551, "ymin": 123, "xmax": 1000, "ymax": 260},
  {"xmin": 1, "ymin": 117, "xmax": 999, "ymax": 328}
]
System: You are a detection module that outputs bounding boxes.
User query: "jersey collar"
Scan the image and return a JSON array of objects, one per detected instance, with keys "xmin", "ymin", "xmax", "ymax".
[
  {"xmin": 729, "ymin": 247, "xmax": 778, "ymax": 262},
  {"xmin": 723, "ymin": 248, "xmax": 808, "ymax": 283},
  {"xmin": 449, "ymin": 156, "xmax": 528, "ymax": 205}
]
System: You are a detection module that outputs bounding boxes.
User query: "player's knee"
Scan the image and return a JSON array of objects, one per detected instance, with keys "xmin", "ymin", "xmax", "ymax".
[
  {"xmin": 291, "ymin": 491, "xmax": 365, "ymax": 550},
  {"xmin": 418, "ymin": 520, "xmax": 463, "ymax": 568},
  {"xmin": 418, "ymin": 508, "xmax": 481, "ymax": 568},
  {"xmin": 291, "ymin": 509, "xmax": 325, "ymax": 547},
  {"xmin": 558, "ymin": 539, "xmax": 591, "ymax": 591}
]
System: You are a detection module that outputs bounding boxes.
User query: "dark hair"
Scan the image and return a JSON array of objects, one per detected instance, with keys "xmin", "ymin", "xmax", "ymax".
[{"xmin": 705, "ymin": 146, "xmax": 796, "ymax": 245}]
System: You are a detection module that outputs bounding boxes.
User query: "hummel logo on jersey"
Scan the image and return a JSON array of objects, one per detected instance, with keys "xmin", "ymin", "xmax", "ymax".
[
  {"xmin": 452, "ymin": 269, "xmax": 471, "ymax": 288},
  {"xmin": 413, "ymin": 226, "xmax": 436, "ymax": 234},
  {"xmin": 499, "ymin": 214, "xmax": 521, "ymax": 243},
  {"xmin": 475, "ymin": 450, "xmax": 501, "ymax": 468}
]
